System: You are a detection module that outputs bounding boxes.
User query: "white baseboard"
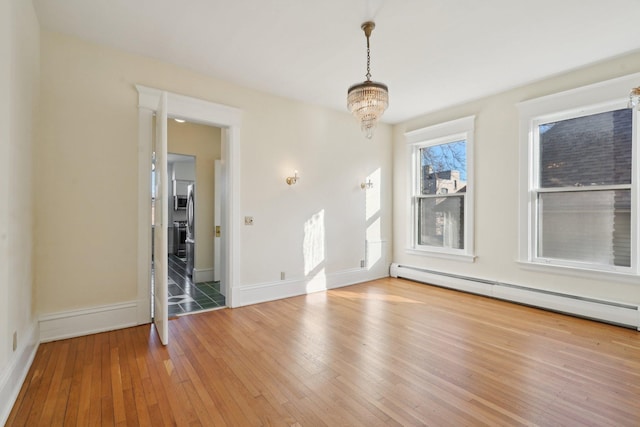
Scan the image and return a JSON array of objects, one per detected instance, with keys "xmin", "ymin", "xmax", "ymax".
[
  {"xmin": 390, "ymin": 263, "xmax": 640, "ymax": 330},
  {"xmin": 39, "ymin": 301, "xmax": 140, "ymax": 343},
  {"xmin": 0, "ymin": 322, "xmax": 39, "ymax": 426},
  {"xmin": 192, "ymin": 267, "xmax": 214, "ymax": 284},
  {"xmin": 232, "ymin": 263, "xmax": 390, "ymax": 307}
]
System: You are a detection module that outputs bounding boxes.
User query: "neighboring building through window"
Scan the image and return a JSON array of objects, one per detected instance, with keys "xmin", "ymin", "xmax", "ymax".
[
  {"xmin": 418, "ymin": 141, "xmax": 467, "ymax": 249},
  {"xmin": 538, "ymin": 109, "xmax": 631, "ymax": 267},
  {"xmin": 518, "ymin": 74, "xmax": 639, "ymax": 275},
  {"xmin": 406, "ymin": 116, "xmax": 475, "ymax": 260}
]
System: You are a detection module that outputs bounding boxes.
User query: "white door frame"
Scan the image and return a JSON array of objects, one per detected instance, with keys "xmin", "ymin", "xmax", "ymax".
[
  {"xmin": 153, "ymin": 91, "xmax": 169, "ymax": 344},
  {"xmin": 135, "ymin": 85, "xmax": 241, "ymax": 324},
  {"xmin": 213, "ymin": 159, "xmax": 222, "ymax": 284}
]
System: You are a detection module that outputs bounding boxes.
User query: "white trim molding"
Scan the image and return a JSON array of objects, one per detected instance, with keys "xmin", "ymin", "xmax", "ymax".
[
  {"xmin": 135, "ymin": 85, "xmax": 242, "ymax": 313},
  {"xmin": 233, "ymin": 264, "xmax": 390, "ymax": 307},
  {"xmin": 193, "ymin": 268, "xmax": 215, "ymax": 283},
  {"xmin": 405, "ymin": 115, "xmax": 476, "ymax": 260},
  {"xmin": 0, "ymin": 322, "xmax": 39, "ymax": 426},
  {"xmin": 39, "ymin": 301, "xmax": 139, "ymax": 343},
  {"xmin": 390, "ymin": 263, "xmax": 640, "ymax": 330},
  {"xmin": 517, "ymin": 72, "xmax": 640, "ymax": 277},
  {"xmin": 234, "ymin": 242, "xmax": 390, "ymax": 307}
]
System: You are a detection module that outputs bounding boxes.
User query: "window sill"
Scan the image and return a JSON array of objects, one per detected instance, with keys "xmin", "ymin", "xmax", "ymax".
[
  {"xmin": 405, "ymin": 248, "xmax": 476, "ymax": 263},
  {"xmin": 517, "ymin": 260, "xmax": 639, "ymax": 284}
]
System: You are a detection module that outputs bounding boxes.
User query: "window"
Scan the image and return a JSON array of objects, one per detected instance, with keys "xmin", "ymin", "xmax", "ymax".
[
  {"xmin": 518, "ymin": 74, "xmax": 639, "ymax": 275},
  {"xmin": 406, "ymin": 116, "xmax": 475, "ymax": 260}
]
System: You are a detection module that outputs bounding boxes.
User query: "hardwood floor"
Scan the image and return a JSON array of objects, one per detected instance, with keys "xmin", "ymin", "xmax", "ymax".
[{"xmin": 7, "ymin": 278, "xmax": 640, "ymax": 426}]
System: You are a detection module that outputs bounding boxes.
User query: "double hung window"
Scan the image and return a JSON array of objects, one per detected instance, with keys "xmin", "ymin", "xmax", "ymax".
[
  {"xmin": 519, "ymin": 75, "xmax": 639, "ymax": 275},
  {"xmin": 406, "ymin": 116, "xmax": 475, "ymax": 260}
]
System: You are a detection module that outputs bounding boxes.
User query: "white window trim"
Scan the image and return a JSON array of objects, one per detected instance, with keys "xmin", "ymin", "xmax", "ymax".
[
  {"xmin": 517, "ymin": 73, "xmax": 640, "ymax": 277},
  {"xmin": 405, "ymin": 115, "xmax": 476, "ymax": 261}
]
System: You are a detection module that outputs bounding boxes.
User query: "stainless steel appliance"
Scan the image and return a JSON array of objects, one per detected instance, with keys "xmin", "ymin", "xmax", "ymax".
[
  {"xmin": 185, "ymin": 183, "xmax": 195, "ymax": 277},
  {"xmin": 174, "ymin": 195, "xmax": 187, "ymax": 210}
]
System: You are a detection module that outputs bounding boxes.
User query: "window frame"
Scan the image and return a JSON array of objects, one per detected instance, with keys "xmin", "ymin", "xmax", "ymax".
[
  {"xmin": 405, "ymin": 116, "xmax": 475, "ymax": 261},
  {"xmin": 518, "ymin": 73, "xmax": 639, "ymax": 277}
]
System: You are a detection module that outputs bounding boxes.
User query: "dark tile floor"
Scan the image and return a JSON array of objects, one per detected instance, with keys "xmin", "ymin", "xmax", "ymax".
[{"xmin": 167, "ymin": 254, "xmax": 226, "ymax": 316}]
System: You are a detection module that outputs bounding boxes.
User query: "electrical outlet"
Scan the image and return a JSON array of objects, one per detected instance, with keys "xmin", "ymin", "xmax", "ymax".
[
  {"xmin": 360, "ymin": 260, "xmax": 365, "ymax": 268},
  {"xmin": 244, "ymin": 216, "xmax": 254, "ymax": 225},
  {"xmin": 12, "ymin": 331, "xmax": 17, "ymax": 352},
  {"xmin": 280, "ymin": 272, "xmax": 285, "ymax": 280}
]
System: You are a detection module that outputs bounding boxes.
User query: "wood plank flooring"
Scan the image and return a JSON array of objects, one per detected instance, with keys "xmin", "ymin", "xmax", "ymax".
[{"xmin": 7, "ymin": 277, "xmax": 640, "ymax": 426}]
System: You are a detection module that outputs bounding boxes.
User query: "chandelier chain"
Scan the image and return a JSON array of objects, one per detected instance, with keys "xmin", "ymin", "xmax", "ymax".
[{"xmin": 366, "ymin": 35, "xmax": 371, "ymax": 81}]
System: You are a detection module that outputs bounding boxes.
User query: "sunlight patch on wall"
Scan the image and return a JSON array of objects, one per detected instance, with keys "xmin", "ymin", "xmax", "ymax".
[
  {"xmin": 304, "ymin": 209, "xmax": 325, "ymax": 276},
  {"xmin": 365, "ymin": 168, "xmax": 383, "ymax": 268},
  {"xmin": 365, "ymin": 168, "xmax": 381, "ymax": 221},
  {"xmin": 366, "ymin": 217, "xmax": 382, "ymax": 268},
  {"xmin": 306, "ymin": 268, "xmax": 327, "ymax": 293}
]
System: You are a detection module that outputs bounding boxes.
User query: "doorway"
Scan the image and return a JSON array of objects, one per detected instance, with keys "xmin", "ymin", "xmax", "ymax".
[
  {"xmin": 163, "ymin": 124, "xmax": 225, "ymax": 316},
  {"xmin": 136, "ymin": 85, "xmax": 242, "ymax": 338}
]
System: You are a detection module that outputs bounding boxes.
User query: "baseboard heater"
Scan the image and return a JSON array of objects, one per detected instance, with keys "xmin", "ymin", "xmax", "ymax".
[{"xmin": 390, "ymin": 263, "xmax": 640, "ymax": 330}]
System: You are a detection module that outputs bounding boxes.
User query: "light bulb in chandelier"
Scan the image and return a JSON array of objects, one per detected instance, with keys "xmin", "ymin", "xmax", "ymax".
[{"xmin": 347, "ymin": 21, "xmax": 389, "ymax": 139}]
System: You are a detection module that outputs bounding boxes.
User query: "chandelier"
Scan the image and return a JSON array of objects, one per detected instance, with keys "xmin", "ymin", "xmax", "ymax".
[
  {"xmin": 629, "ymin": 86, "xmax": 640, "ymax": 109},
  {"xmin": 347, "ymin": 21, "xmax": 389, "ymax": 139}
]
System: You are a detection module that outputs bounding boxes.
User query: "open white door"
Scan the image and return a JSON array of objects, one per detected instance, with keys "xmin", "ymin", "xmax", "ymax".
[
  {"xmin": 153, "ymin": 92, "xmax": 169, "ymax": 345},
  {"xmin": 213, "ymin": 159, "xmax": 222, "ymax": 286}
]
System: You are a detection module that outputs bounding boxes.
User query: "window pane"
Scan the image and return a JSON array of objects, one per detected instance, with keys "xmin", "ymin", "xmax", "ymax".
[
  {"xmin": 420, "ymin": 141, "xmax": 467, "ymax": 195},
  {"xmin": 538, "ymin": 190, "xmax": 631, "ymax": 267},
  {"xmin": 418, "ymin": 196, "xmax": 465, "ymax": 249},
  {"xmin": 539, "ymin": 109, "xmax": 632, "ymax": 188}
]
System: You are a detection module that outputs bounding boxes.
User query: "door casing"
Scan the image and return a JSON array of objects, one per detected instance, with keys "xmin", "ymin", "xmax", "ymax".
[{"xmin": 135, "ymin": 85, "xmax": 242, "ymax": 324}]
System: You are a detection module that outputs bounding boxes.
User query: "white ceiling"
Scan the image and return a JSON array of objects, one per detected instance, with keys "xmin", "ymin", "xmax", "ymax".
[{"xmin": 33, "ymin": 0, "xmax": 640, "ymax": 124}]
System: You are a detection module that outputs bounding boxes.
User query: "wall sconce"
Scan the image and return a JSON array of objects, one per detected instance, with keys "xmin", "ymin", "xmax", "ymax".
[
  {"xmin": 629, "ymin": 86, "xmax": 640, "ymax": 110},
  {"xmin": 286, "ymin": 170, "xmax": 299, "ymax": 185},
  {"xmin": 360, "ymin": 179, "xmax": 373, "ymax": 190}
]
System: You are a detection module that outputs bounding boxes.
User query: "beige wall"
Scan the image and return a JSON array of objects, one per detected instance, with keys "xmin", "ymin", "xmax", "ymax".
[
  {"xmin": 168, "ymin": 121, "xmax": 221, "ymax": 273},
  {"xmin": 35, "ymin": 30, "xmax": 392, "ymax": 315},
  {"xmin": 0, "ymin": 0, "xmax": 39, "ymax": 418},
  {"xmin": 393, "ymin": 51, "xmax": 640, "ymax": 305},
  {"xmin": 0, "ymin": 0, "xmax": 11, "ymax": 375},
  {"xmin": 36, "ymin": 33, "xmax": 140, "ymax": 312}
]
